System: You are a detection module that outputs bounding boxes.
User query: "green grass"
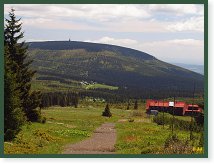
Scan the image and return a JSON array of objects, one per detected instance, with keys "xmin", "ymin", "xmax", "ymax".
[
  {"xmin": 31, "ymin": 80, "xmax": 81, "ymax": 92},
  {"xmin": 115, "ymin": 110, "xmax": 201, "ymax": 154},
  {"xmin": 4, "ymin": 102, "xmax": 202, "ymax": 154},
  {"xmin": 115, "ymin": 122, "xmax": 200, "ymax": 154},
  {"xmin": 174, "ymin": 115, "xmax": 192, "ymax": 121},
  {"xmin": 151, "ymin": 112, "xmax": 192, "ymax": 121},
  {"xmin": 84, "ymin": 83, "xmax": 118, "ymax": 90},
  {"xmin": 4, "ymin": 104, "xmax": 131, "ymax": 154},
  {"xmin": 31, "ymin": 79, "xmax": 118, "ymax": 92}
]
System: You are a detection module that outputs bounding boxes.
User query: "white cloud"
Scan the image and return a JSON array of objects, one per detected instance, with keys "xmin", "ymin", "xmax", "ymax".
[
  {"xmin": 137, "ymin": 39, "xmax": 204, "ymax": 64},
  {"xmin": 4, "ymin": 4, "xmax": 151, "ymax": 22},
  {"xmin": 26, "ymin": 39, "xmax": 55, "ymax": 42},
  {"xmin": 85, "ymin": 37, "xmax": 138, "ymax": 47},
  {"xmin": 21, "ymin": 18, "xmax": 52, "ymax": 26},
  {"xmin": 149, "ymin": 4, "xmax": 203, "ymax": 15},
  {"xmin": 105, "ymin": 19, "xmax": 168, "ymax": 32},
  {"xmin": 166, "ymin": 16, "xmax": 204, "ymax": 32},
  {"xmin": 142, "ymin": 39, "xmax": 203, "ymax": 47},
  {"xmin": 21, "ymin": 17, "xmax": 100, "ymax": 31},
  {"xmin": 168, "ymin": 39, "xmax": 203, "ymax": 46},
  {"xmin": 84, "ymin": 37, "xmax": 204, "ymax": 64},
  {"xmin": 4, "ymin": 4, "xmax": 204, "ymax": 33}
]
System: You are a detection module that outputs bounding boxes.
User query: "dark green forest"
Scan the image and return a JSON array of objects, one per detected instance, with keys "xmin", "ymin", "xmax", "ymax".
[
  {"xmin": 28, "ymin": 42, "xmax": 204, "ymax": 88},
  {"xmin": 26, "ymin": 41, "xmax": 204, "ymax": 102}
]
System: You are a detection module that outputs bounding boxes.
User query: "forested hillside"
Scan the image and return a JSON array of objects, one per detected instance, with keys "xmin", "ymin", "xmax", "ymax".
[{"xmin": 27, "ymin": 41, "xmax": 204, "ymax": 101}]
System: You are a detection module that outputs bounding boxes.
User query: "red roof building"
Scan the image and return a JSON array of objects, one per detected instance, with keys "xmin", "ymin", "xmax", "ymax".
[{"xmin": 146, "ymin": 99, "xmax": 202, "ymax": 116}]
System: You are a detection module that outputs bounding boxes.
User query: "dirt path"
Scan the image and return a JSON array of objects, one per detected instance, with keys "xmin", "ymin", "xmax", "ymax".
[{"xmin": 63, "ymin": 123, "xmax": 116, "ymax": 154}]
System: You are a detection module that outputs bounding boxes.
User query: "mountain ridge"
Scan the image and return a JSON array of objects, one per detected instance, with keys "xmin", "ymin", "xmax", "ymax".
[
  {"xmin": 172, "ymin": 63, "xmax": 204, "ymax": 75},
  {"xmin": 28, "ymin": 41, "xmax": 156, "ymax": 60},
  {"xmin": 26, "ymin": 41, "xmax": 204, "ymax": 99}
]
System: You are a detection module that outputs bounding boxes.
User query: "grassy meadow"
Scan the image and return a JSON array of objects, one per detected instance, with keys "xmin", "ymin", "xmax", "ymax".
[
  {"xmin": 31, "ymin": 78, "xmax": 118, "ymax": 93},
  {"xmin": 4, "ymin": 101, "xmax": 202, "ymax": 154}
]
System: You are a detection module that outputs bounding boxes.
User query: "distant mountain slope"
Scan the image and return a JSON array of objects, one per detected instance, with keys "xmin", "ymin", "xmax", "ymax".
[
  {"xmin": 172, "ymin": 63, "xmax": 204, "ymax": 75},
  {"xmin": 27, "ymin": 41, "xmax": 204, "ymax": 97},
  {"xmin": 28, "ymin": 41, "xmax": 155, "ymax": 60}
]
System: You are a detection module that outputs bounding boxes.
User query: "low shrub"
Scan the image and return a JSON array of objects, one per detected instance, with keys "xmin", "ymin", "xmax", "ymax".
[
  {"xmin": 141, "ymin": 147, "xmax": 153, "ymax": 154},
  {"xmin": 132, "ymin": 111, "xmax": 144, "ymax": 117},
  {"xmin": 198, "ymin": 132, "xmax": 204, "ymax": 147},
  {"xmin": 27, "ymin": 109, "xmax": 42, "ymax": 122},
  {"xmin": 164, "ymin": 134, "xmax": 180, "ymax": 148},
  {"xmin": 4, "ymin": 129, "xmax": 17, "ymax": 141},
  {"xmin": 128, "ymin": 118, "xmax": 134, "ymax": 122},
  {"xmin": 4, "ymin": 140, "xmax": 38, "ymax": 154},
  {"xmin": 41, "ymin": 117, "xmax": 46, "ymax": 124},
  {"xmin": 153, "ymin": 113, "xmax": 202, "ymax": 132},
  {"xmin": 33, "ymin": 129, "xmax": 57, "ymax": 142},
  {"xmin": 153, "ymin": 114, "xmax": 170, "ymax": 125},
  {"xmin": 54, "ymin": 129, "xmax": 90, "ymax": 137},
  {"xmin": 194, "ymin": 113, "xmax": 204, "ymax": 126},
  {"xmin": 163, "ymin": 134, "xmax": 193, "ymax": 154}
]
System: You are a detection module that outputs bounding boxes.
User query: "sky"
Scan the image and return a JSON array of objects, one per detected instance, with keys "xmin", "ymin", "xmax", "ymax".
[{"xmin": 4, "ymin": 4, "xmax": 204, "ymax": 65}]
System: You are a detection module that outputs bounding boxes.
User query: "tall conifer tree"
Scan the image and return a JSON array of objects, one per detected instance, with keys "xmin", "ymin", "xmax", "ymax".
[
  {"xmin": 4, "ymin": 45, "xmax": 26, "ymax": 141},
  {"xmin": 134, "ymin": 100, "xmax": 138, "ymax": 110},
  {"xmin": 4, "ymin": 9, "xmax": 41, "ymax": 122}
]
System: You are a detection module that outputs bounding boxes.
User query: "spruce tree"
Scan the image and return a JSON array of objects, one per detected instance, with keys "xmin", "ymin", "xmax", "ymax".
[
  {"xmin": 134, "ymin": 100, "xmax": 138, "ymax": 110},
  {"xmin": 4, "ymin": 9, "xmax": 41, "ymax": 122},
  {"xmin": 74, "ymin": 94, "xmax": 79, "ymax": 108},
  {"xmin": 127, "ymin": 103, "xmax": 130, "ymax": 110},
  {"xmin": 127, "ymin": 100, "xmax": 130, "ymax": 110},
  {"xmin": 102, "ymin": 104, "xmax": 112, "ymax": 117},
  {"xmin": 4, "ymin": 46, "xmax": 26, "ymax": 141}
]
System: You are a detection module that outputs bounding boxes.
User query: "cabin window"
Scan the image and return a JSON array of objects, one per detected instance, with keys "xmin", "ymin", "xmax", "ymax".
[
  {"xmin": 175, "ymin": 107, "xmax": 183, "ymax": 110},
  {"xmin": 188, "ymin": 107, "xmax": 198, "ymax": 110}
]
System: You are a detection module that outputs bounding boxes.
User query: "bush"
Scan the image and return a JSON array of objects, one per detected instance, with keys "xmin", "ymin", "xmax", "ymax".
[
  {"xmin": 163, "ymin": 134, "xmax": 194, "ymax": 154},
  {"xmin": 194, "ymin": 113, "xmax": 204, "ymax": 126},
  {"xmin": 33, "ymin": 129, "xmax": 56, "ymax": 141},
  {"xmin": 141, "ymin": 147, "xmax": 153, "ymax": 154},
  {"xmin": 41, "ymin": 117, "xmax": 46, "ymax": 124},
  {"xmin": 174, "ymin": 119, "xmax": 201, "ymax": 132},
  {"xmin": 153, "ymin": 115, "xmax": 163, "ymax": 125},
  {"xmin": 198, "ymin": 132, "xmax": 204, "ymax": 147},
  {"xmin": 128, "ymin": 118, "xmax": 134, "ymax": 122},
  {"xmin": 153, "ymin": 114, "xmax": 171, "ymax": 125},
  {"xmin": 153, "ymin": 113, "xmax": 202, "ymax": 132},
  {"xmin": 27, "ymin": 109, "xmax": 42, "ymax": 122},
  {"xmin": 164, "ymin": 134, "xmax": 180, "ymax": 148},
  {"xmin": 4, "ymin": 129, "xmax": 17, "ymax": 141},
  {"xmin": 126, "ymin": 103, "xmax": 130, "ymax": 110},
  {"xmin": 132, "ymin": 111, "xmax": 144, "ymax": 117}
]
